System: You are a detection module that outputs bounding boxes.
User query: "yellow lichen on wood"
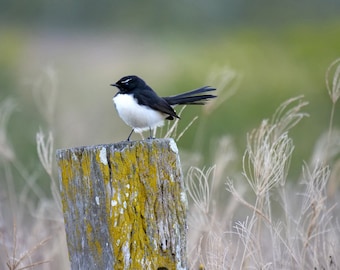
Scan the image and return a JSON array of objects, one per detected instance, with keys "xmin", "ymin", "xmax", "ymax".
[
  {"xmin": 57, "ymin": 147, "xmax": 111, "ymax": 268},
  {"xmin": 56, "ymin": 139, "xmax": 187, "ymax": 270}
]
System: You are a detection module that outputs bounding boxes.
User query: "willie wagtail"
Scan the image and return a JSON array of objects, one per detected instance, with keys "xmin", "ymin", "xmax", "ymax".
[{"xmin": 111, "ymin": 75, "xmax": 216, "ymax": 141}]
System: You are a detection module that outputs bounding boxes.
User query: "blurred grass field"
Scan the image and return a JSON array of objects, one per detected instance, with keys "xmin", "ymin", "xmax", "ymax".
[
  {"xmin": 1, "ymin": 11, "xmax": 340, "ymax": 268},
  {"xmin": 1, "ymin": 21, "xmax": 339, "ymax": 194}
]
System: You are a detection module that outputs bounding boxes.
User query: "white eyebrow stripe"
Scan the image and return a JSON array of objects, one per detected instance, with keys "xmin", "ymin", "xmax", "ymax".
[{"xmin": 121, "ymin": 78, "xmax": 132, "ymax": 84}]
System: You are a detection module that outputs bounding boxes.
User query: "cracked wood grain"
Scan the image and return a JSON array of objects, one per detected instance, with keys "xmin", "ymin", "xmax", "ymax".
[{"xmin": 56, "ymin": 139, "xmax": 187, "ymax": 270}]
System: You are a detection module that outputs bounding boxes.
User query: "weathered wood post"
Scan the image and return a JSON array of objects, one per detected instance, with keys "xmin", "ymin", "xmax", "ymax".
[{"xmin": 56, "ymin": 139, "xmax": 187, "ymax": 270}]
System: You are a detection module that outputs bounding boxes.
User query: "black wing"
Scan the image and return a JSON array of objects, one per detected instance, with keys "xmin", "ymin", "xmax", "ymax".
[{"xmin": 133, "ymin": 88, "xmax": 179, "ymax": 119}]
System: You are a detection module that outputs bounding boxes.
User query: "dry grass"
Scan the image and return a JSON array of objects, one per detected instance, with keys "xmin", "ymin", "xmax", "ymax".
[
  {"xmin": 3, "ymin": 221, "xmax": 51, "ymax": 270},
  {"xmin": 186, "ymin": 59, "xmax": 340, "ymax": 269},
  {"xmin": 0, "ymin": 60, "xmax": 339, "ymax": 269},
  {"xmin": 0, "ymin": 68, "xmax": 69, "ymax": 270}
]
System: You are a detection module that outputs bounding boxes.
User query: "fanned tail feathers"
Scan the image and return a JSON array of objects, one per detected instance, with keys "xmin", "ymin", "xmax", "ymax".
[{"xmin": 163, "ymin": 86, "xmax": 216, "ymax": 105}]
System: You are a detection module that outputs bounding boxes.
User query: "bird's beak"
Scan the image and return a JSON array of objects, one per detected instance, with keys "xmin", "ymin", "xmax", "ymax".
[{"xmin": 111, "ymin": 83, "xmax": 122, "ymax": 95}]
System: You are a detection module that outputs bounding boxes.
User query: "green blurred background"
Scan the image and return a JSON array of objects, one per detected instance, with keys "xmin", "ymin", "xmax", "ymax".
[{"xmin": 1, "ymin": 0, "xmax": 340, "ymax": 196}]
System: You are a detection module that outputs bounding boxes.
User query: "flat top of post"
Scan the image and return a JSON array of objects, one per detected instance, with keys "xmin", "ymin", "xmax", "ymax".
[{"xmin": 56, "ymin": 138, "xmax": 178, "ymax": 157}]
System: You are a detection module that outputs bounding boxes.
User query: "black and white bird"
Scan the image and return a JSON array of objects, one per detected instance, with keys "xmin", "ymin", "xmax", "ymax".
[{"xmin": 111, "ymin": 75, "xmax": 216, "ymax": 141}]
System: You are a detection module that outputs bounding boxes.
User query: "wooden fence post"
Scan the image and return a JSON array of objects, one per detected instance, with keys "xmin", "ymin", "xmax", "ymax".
[{"xmin": 56, "ymin": 139, "xmax": 187, "ymax": 270}]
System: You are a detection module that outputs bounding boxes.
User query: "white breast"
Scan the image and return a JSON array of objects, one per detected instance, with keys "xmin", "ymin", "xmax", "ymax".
[{"xmin": 113, "ymin": 94, "xmax": 166, "ymax": 133}]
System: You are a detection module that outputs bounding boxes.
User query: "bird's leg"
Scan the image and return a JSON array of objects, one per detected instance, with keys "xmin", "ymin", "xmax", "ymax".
[
  {"xmin": 126, "ymin": 129, "xmax": 134, "ymax": 141},
  {"xmin": 147, "ymin": 127, "xmax": 153, "ymax": 140}
]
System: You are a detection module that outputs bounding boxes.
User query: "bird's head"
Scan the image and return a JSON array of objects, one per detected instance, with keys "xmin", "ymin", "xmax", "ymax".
[{"xmin": 111, "ymin": 75, "xmax": 145, "ymax": 93}]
